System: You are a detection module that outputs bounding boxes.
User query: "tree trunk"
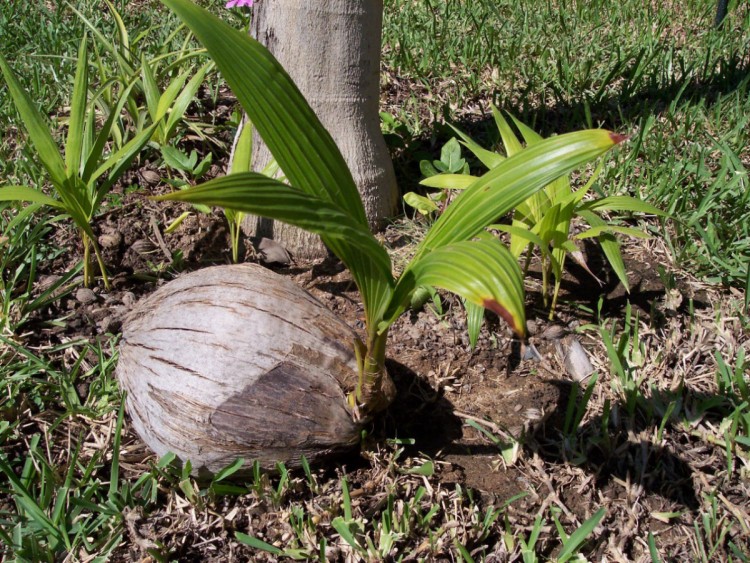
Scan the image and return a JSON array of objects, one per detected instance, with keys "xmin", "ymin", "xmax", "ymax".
[{"xmin": 240, "ymin": 0, "xmax": 398, "ymax": 261}]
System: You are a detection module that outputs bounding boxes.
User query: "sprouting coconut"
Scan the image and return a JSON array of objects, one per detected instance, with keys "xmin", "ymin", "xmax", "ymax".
[
  {"xmin": 116, "ymin": 0, "xmax": 622, "ymax": 477},
  {"xmin": 117, "ymin": 263, "xmax": 393, "ymax": 475}
]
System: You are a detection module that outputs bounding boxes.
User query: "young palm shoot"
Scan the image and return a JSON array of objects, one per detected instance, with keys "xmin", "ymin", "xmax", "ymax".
[
  {"xmin": 116, "ymin": 0, "xmax": 625, "ymax": 475},
  {"xmin": 425, "ymin": 106, "xmax": 666, "ymax": 318},
  {"xmin": 0, "ymin": 38, "xmax": 156, "ymax": 287}
]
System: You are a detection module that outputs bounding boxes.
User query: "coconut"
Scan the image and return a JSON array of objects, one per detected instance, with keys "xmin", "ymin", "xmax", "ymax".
[{"xmin": 116, "ymin": 263, "xmax": 369, "ymax": 477}]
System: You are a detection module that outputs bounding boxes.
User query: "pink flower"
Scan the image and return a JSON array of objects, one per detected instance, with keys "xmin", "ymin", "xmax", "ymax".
[{"xmin": 226, "ymin": 0, "xmax": 253, "ymax": 7}]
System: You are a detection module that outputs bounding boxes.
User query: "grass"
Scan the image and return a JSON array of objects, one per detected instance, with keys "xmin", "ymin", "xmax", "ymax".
[{"xmin": 0, "ymin": 0, "xmax": 749, "ymax": 560}]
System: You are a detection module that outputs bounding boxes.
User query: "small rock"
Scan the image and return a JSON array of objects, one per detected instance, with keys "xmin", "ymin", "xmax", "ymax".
[
  {"xmin": 76, "ymin": 288, "xmax": 97, "ymax": 305},
  {"xmin": 257, "ymin": 237, "xmax": 292, "ymax": 265},
  {"xmin": 139, "ymin": 169, "xmax": 161, "ymax": 186},
  {"xmin": 98, "ymin": 232, "xmax": 122, "ymax": 249},
  {"xmin": 131, "ymin": 239, "xmax": 156, "ymax": 255},
  {"xmin": 539, "ymin": 324, "xmax": 566, "ymax": 341},
  {"xmin": 121, "ymin": 292, "xmax": 137, "ymax": 308},
  {"xmin": 555, "ymin": 336, "xmax": 594, "ymax": 381},
  {"xmin": 98, "ymin": 316, "xmax": 122, "ymax": 334}
]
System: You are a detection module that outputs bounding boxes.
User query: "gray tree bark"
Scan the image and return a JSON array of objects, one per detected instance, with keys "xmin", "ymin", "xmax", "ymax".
[{"xmin": 240, "ymin": 0, "xmax": 398, "ymax": 260}]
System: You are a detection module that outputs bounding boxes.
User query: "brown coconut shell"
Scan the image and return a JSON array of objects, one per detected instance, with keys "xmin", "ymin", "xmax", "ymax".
[{"xmin": 116, "ymin": 263, "xmax": 366, "ymax": 477}]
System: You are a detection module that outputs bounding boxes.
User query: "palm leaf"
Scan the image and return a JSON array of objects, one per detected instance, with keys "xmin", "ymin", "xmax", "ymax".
[
  {"xmin": 161, "ymin": 0, "xmax": 366, "ymax": 226},
  {"xmin": 416, "ymin": 130, "xmax": 623, "ymax": 258},
  {"xmin": 409, "ymin": 239, "xmax": 526, "ymax": 336}
]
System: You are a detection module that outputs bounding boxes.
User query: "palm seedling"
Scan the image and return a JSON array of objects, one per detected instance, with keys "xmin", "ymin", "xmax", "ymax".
[{"xmin": 115, "ymin": 0, "xmax": 625, "ymax": 475}]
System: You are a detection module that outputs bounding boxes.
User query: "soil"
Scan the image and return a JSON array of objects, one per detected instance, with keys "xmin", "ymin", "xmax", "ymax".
[
  {"xmin": 3, "ymin": 79, "xmax": 748, "ymax": 561},
  {"xmin": 14, "ymin": 177, "xmax": 747, "ymax": 561}
]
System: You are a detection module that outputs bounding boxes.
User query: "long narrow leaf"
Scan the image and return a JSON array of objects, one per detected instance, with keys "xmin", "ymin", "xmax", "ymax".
[
  {"xmin": 465, "ymin": 300, "xmax": 484, "ymax": 349},
  {"xmin": 65, "ymin": 36, "xmax": 89, "ymax": 177},
  {"xmin": 580, "ymin": 195, "xmax": 666, "ymax": 215},
  {"xmin": 91, "ymin": 122, "xmax": 159, "ymax": 205},
  {"xmin": 0, "ymin": 186, "xmax": 65, "ymax": 209},
  {"xmin": 82, "ymin": 78, "xmax": 139, "ymax": 184},
  {"xmin": 154, "ymin": 173, "xmax": 392, "ymax": 280},
  {"xmin": 449, "ymin": 124, "xmax": 504, "ymax": 169},
  {"xmin": 164, "ymin": 62, "xmax": 211, "ymax": 139},
  {"xmin": 0, "ymin": 54, "xmax": 67, "ymax": 186}
]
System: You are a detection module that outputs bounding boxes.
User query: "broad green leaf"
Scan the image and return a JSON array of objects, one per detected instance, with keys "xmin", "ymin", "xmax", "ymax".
[
  {"xmin": 404, "ymin": 192, "xmax": 439, "ymax": 215},
  {"xmin": 161, "ymin": 145, "xmax": 195, "ymax": 171},
  {"xmin": 580, "ymin": 195, "xmax": 667, "ymax": 215},
  {"xmin": 440, "ymin": 138, "xmax": 465, "ymax": 172},
  {"xmin": 161, "ymin": 0, "xmax": 366, "ymax": 226},
  {"xmin": 65, "ymin": 36, "xmax": 89, "ymax": 177},
  {"xmin": 0, "ymin": 54, "xmax": 67, "ymax": 187},
  {"xmin": 420, "ymin": 174, "xmax": 477, "ymax": 190},
  {"xmin": 0, "ymin": 186, "xmax": 65, "ymax": 209},
  {"xmin": 417, "ymin": 129, "xmax": 623, "ymax": 258},
  {"xmin": 449, "ymin": 124, "xmax": 504, "ymax": 169},
  {"xmin": 409, "ymin": 239, "xmax": 526, "ymax": 336}
]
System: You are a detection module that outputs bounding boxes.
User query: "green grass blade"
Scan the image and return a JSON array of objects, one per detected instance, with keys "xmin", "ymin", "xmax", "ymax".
[
  {"xmin": 575, "ymin": 225, "xmax": 651, "ymax": 240},
  {"xmin": 65, "ymin": 35, "xmax": 89, "ymax": 177},
  {"xmin": 409, "ymin": 239, "xmax": 526, "ymax": 336},
  {"xmin": 416, "ymin": 130, "xmax": 623, "ymax": 259},
  {"xmin": 0, "ymin": 455, "xmax": 69, "ymax": 551},
  {"xmin": 235, "ymin": 532, "xmax": 283, "ymax": 555},
  {"xmin": 557, "ymin": 507, "xmax": 606, "ymax": 562},
  {"xmin": 579, "ymin": 210, "xmax": 630, "ymax": 291},
  {"xmin": 0, "ymin": 54, "xmax": 67, "ymax": 187},
  {"xmin": 0, "ymin": 186, "xmax": 65, "ymax": 209},
  {"xmin": 161, "ymin": 0, "xmax": 367, "ymax": 226}
]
